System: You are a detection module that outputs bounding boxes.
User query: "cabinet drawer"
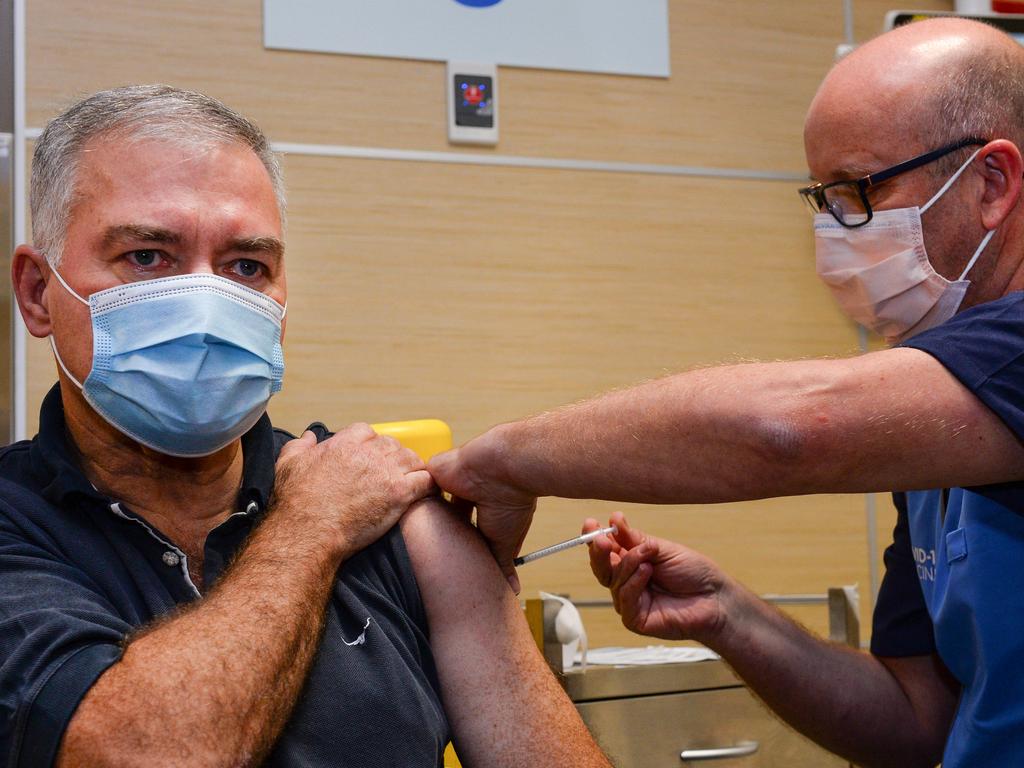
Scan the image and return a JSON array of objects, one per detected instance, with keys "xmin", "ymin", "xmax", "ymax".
[{"xmin": 575, "ymin": 687, "xmax": 847, "ymax": 768}]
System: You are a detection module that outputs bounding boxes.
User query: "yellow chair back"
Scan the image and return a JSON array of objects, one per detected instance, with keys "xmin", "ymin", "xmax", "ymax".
[{"xmin": 370, "ymin": 419, "xmax": 453, "ymax": 462}]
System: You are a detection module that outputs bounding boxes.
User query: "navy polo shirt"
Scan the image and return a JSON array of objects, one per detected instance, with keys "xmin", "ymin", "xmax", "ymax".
[
  {"xmin": 0, "ymin": 385, "xmax": 449, "ymax": 767},
  {"xmin": 872, "ymin": 291, "xmax": 1024, "ymax": 657}
]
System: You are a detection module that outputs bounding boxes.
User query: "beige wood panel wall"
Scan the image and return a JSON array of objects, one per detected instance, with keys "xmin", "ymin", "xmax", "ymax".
[{"xmin": 23, "ymin": 0, "xmax": 953, "ymax": 647}]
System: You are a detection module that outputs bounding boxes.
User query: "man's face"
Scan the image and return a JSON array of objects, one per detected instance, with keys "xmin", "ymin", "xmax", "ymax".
[
  {"xmin": 802, "ymin": 73, "xmax": 983, "ymax": 286},
  {"xmin": 45, "ymin": 137, "xmax": 286, "ymax": 386}
]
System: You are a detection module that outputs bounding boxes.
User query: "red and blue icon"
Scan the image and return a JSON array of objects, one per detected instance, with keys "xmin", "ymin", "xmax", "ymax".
[{"xmin": 461, "ymin": 82, "xmax": 486, "ymax": 106}]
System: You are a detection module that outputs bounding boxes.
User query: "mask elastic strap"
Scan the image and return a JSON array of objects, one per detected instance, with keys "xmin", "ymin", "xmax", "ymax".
[
  {"xmin": 959, "ymin": 228, "xmax": 997, "ymax": 281},
  {"xmin": 48, "ymin": 335, "xmax": 84, "ymax": 389},
  {"xmin": 49, "ymin": 264, "xmax": 90, "ymax": 306},
  {"xmin": 921, "ymin": 148, "xmax": 983, "ymax": 215},
  {"xmin": 47, "ymin": 265, "xmax": 88, "ymax": 389}
]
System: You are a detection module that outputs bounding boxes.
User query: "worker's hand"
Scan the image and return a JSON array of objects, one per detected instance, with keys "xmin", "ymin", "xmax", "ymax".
[
  {"xmin": 428, "ymin": 427, "xmax": 537, "ymax": 593},
  {"xmin": 586, "ymin": 511, "xmax": 727, "ymax": 645},
  {"xmin": 273, "ymin": 423, "xmax": 435, "ymax": 560}
]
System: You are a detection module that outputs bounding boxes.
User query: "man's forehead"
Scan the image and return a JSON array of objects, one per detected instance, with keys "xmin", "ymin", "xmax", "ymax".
[
  {"xmin": 804, "ymin": 108, "xmax": 906, "ymax": 181},
  {"xmin": 803, "ymin": 68, "xmax": 930, "ymax": 181},
  {"xmin": 69, "ymin": 138, "xmax": 283, "ymax": 223}
]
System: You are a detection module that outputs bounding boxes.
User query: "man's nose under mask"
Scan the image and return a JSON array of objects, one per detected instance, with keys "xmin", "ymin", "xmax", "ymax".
[
  {"xmin": 48, "ymin": 268, "xmax": 285, "ymax": 457},
  {"xmin": 814, "ymin": 149, "xmax": 995, "ymax": 344}
]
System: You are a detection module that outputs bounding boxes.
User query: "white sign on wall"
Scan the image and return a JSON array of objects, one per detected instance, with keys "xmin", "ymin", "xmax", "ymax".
[{"xmin": 264, "ymin": 0, "xmax": 670, "ymax": 78}]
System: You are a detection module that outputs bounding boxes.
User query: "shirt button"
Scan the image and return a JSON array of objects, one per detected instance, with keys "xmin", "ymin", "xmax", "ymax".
[{"xmin": 162, "ymin": 551, "xmax": 181, "ymax": 567}]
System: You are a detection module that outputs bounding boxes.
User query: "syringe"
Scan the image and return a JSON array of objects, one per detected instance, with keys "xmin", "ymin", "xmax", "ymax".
[{"xmin": 513, "ymin": 525, "xmax": 618, "ymax": 566}]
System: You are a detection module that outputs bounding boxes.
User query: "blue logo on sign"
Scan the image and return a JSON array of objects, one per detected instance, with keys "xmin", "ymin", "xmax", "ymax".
[{"xmin": 454, "ymin": 0, "xmax": 503, "ymax": 6}]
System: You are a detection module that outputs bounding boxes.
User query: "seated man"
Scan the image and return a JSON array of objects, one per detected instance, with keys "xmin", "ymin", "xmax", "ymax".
[{"xmin": 0, "ymin": 85, "xmax": 610, "ymax": 768}]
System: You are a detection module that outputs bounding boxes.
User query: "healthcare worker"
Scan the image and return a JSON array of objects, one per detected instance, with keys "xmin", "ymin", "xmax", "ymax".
[{"xmin": 430, "ymin": 18, "xmax": 1024, "ymax": 767}]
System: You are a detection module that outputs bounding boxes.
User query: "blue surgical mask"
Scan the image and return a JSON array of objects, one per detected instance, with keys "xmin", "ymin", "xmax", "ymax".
[{"xmin": 49, "ymin": 269, "xmax": 285, "ymax": 457}]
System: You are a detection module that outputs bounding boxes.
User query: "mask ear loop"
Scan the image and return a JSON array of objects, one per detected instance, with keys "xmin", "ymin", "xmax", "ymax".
[
  {"xmin": 959, "ymin": 228, "xmax": 996, "ymax": 281},
  {"xmin": 46, "ymin": 264, "xmax": 90, "ymax": 390},
  {"xmin": 917, "ymin": 147, "xmax": 996, "ymax": 281},
  {"xmin": 48, "ymin": 264, "xmax": 90, "ymax": 306},
  {"xmin": 49, "ymin": 336, "xmax": 84, "ymax": 389},
  {"xmin": 921, "ymin": 148, "xmax": 983, "ymax": 215}
]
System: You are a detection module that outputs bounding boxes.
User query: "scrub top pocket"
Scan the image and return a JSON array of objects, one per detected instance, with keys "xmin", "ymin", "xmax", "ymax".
[{"xmin": 945, "ymin": 527, "xmax": 968, "ymax": 564}]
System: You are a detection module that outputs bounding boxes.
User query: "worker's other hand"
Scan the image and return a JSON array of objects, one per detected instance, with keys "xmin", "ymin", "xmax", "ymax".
[
  {"xmin": 274, "ymin": 423, "xmax": 435, "ymax": 560},
  {"xmin": 586, "ymin": 511, "xmax": 727, "ymax": 644},
  {"xmin": 428, "ymin": 427, "xmax": 537, "ymax": 594}
]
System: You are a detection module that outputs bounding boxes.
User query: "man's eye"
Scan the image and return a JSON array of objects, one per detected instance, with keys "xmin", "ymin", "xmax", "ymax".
[
  {"xmin": 128, "ymin": 250, "xmax": 161, "ymax": 267},
  {"xmin": 232, "ymin": 259, "xmax": 263, "ymax": 278}
]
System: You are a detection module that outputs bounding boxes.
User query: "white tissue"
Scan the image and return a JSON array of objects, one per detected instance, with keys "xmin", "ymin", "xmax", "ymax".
[
  {"xmin": 539, "ymin": 592, "xmax": 588, "ymax": 670},
  {"xmin": 580, "ymin": 645, "xmax": 719, "ymax": 666}
]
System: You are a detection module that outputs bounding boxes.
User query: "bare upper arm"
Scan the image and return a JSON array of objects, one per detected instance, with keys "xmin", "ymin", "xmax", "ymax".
[
  {"xmin": 398, "ymin": 498, "xmax": 610, "ymax": 768},
  {"xmin": 773, "ymin": 346, "xmax": 1024, "ymax": 493}
]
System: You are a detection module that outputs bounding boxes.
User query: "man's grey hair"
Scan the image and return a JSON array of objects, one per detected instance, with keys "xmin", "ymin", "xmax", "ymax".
[
  {"xmin": 31, "ymin": 84, "xmax": 285, "ymax": 266},
  {"xmin": 921, "ymin": 35, "xmax": 1024, "ymax": 175}
]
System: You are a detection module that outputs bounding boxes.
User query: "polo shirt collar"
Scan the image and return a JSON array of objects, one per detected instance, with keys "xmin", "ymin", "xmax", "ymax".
[{"xmin": 31, "ymin": 383, "xmax": 277, "ymax": 512}]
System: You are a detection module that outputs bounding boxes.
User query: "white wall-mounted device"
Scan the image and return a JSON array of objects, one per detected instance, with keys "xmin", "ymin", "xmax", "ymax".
[{"xmin": 447, "ymin": 61, "xmax": 498, "ymax": 146}]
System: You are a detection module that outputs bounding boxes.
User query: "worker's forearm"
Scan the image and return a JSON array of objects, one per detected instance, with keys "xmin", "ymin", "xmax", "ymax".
[
  {"xmin": 58, "ymin": 505, "xmax": 342, "ymax": 768},
  {"xmin": 491, "ymin": 363, "xmax": 823, "ymax": 504},
  {"xmin": 481, "ymin": 349, "xmax": 1023, "ymax": 504},
  {"xmin": 706, "ymin": 582, "xmax": 946, "ymax": 768}
]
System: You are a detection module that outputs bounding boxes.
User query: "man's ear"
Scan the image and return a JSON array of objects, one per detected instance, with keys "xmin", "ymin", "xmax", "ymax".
[
  {"xmin": 12, "ymin": 245, "xmax": 54, "ymax": 338},
  {"xmin": 978, "ymin": 139, "xmax": 1024, "ymax": 230}
]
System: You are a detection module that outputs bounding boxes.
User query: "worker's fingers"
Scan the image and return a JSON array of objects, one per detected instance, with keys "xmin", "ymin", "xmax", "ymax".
[
  {"xmin": 587, "ymin": 517, "xmax": 621, "ymax": 588},
  {"xmin": 617, "ymin": 562, "xmax": 654, "ymax": 632},
  {"xmin": 609, "ymin": 511, "xmax": 645, "ymax": 551},
  {"xmin": 609, "ymin": 542, "xmax": 651, "ymax": 614}
]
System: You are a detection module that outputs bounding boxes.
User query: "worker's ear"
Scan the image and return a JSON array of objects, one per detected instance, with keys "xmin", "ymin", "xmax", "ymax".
[
  {"xmin": 978, "ymin": 139, "xmax": 1023, "ymax": 230},
  {"xmin": 12, "ymin": 245, "xmax": 54, "ymax": 338}
]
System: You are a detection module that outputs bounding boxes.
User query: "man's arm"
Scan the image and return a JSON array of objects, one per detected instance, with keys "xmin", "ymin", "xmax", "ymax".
[
  {"xmin": 430, "ymin": 347, "xmax": 1024, "ymax": 583},
  {"xmin": 57, "ymin": 425, "xmax": 433, "ymax": 768},
  {"xmin": 399, "ymin": 499, "xmax": 611, "ymax": 768},
  {"xmin": 595, "ymin": 514, "xmax": 958, "ymax": 768}
]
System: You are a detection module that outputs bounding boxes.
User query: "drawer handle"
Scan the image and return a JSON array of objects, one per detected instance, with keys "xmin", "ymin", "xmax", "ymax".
[{"xmin": 680, "ymin": 741, "xmax": 759, "ymax": 761}]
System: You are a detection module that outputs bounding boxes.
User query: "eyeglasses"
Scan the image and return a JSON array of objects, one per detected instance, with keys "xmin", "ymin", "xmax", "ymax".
[{"xmin": 798, "ymin": 137, "xmax": 988, "ymax": 228}]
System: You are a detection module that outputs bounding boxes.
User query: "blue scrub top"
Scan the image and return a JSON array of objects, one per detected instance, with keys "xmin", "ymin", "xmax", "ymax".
[
  {"xmin": 905, "ymin": 487, "xmax": 1024, "ymax": 767},
  {"xmin": 872, "ymin": 291, "xmax": 1024, "ymax": 767}
]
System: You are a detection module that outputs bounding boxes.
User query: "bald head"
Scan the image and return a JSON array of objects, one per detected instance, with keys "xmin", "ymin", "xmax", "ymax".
[{"xmin": 806, "ymin": 18, "xmax": 1024, "ymax": 168}]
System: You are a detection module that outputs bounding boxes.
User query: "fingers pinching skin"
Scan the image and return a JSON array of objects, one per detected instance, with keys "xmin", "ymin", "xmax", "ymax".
[
  {"xmin": 426, "ymin": 438, "xmax": 538, "ymax": 594},
  {"xmin": 405, "ymin": 468, "xmax": 437, "ymax": 504},
  {"xmin": 425, "ymin": 448, "xmax": 460, "ymax": 492}
]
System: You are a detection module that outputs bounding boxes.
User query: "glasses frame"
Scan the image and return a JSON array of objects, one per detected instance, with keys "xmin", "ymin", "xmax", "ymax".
[{"xmin": 798, "ymin": 136, "xmax": 989, "ymax": 228}]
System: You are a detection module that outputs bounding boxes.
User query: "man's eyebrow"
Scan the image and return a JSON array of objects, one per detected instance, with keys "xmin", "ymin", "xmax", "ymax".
[
  {"xmin": 231, "ymin": 236, "xmax": 285, "ymax": 262},
  {"xmin": 102, "ymin": 224, "xmax": 181, "ymax": 246}
]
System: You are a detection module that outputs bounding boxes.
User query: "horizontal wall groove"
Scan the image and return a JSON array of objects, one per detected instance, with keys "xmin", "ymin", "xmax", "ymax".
[{"xmin": 24, "ymin": 127, "xmax": 806, "ymax": 182}]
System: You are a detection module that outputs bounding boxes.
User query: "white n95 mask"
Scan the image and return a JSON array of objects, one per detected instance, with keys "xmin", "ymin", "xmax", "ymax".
[
  {"xmin": 49, "ymin": 270, "xmax": 285, "ymax": 457},
  {"xmin": 814, "ymin": 148, "xmax": 995, "ymax": 344}
]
